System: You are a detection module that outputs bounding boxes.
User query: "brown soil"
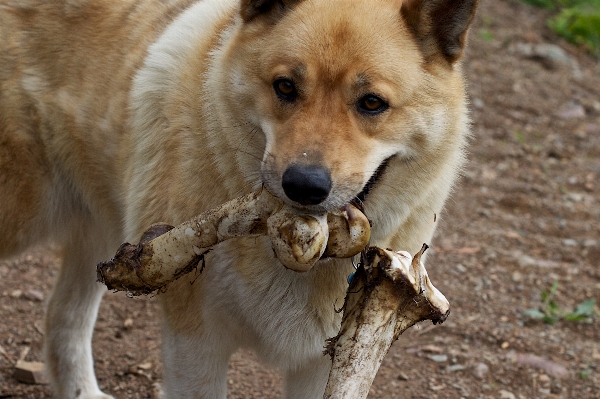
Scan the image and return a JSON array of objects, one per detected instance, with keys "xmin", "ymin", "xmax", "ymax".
[{"xmin": 1, "ymin": 0, "xmax": 599, "ymax": 398}]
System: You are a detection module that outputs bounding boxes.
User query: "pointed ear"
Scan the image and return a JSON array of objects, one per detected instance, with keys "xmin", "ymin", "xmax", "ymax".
[
  {"xmin": 240, "ymin": 0, "xmax": 302, "ymax": 23},
  {"xmin": 401, "ymin": 0, "xmax": 479, "ymax": 64}
]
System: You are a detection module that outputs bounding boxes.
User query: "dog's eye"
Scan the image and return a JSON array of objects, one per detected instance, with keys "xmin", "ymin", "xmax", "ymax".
[
  {"xmin": 273, "ymin": 79, "xmax": 297, "ymax": 102},
  {"xmin": 357, "ymin": 95, "xmax": 388, "ymax": 115}
]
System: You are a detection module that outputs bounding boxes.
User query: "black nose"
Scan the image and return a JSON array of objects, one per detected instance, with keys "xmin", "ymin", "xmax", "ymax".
[{"xmin": 282, "ymin": 164, "xmax": 332, "ymax": 205}]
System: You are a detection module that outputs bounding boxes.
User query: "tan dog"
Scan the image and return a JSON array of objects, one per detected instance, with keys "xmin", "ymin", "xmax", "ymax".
[{"xmin": 0, "ymin": 0, "xmax": 478, "ymax": 397}]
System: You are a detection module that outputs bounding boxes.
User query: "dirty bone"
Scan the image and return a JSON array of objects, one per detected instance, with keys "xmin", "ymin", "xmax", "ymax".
[
  {"xmin": 97, "ymin": 188, "xmax": 370, "ymax": 295},
  {"xmin": 323, "ymin": 244, "xmax": 450, "ymax": 399}
]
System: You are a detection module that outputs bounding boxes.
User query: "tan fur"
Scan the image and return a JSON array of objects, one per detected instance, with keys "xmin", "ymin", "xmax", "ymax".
[{"xmin": 0, "ymin": 0, "xmax": 477, "ymax": 397}]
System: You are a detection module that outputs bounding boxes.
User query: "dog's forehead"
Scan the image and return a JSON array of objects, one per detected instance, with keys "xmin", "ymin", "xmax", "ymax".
[{"xmin": 264, "ymin": 0, "xmax": 422, "ymax": 84}]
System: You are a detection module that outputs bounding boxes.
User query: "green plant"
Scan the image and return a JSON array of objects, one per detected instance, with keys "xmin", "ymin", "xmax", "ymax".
[
  {"xmin": 522, "ymin": 0, "xmax": 556, "ymax": 8},
  {"xmin": 578, "ymin": 363, "xmax": 592, "ymax": 379},
  {"xmin": 479, "ymin": 29, "xmax": 495, "ymax": 41},
  {"xmin": 520, "ymin": 0, "xmax": 600, "ymax": 57},
  {"xmin": 549, "ymin": 4, "xmax": 600, "ymax": 56},
  {"xmin": 524, "ymin": 280, "xmax": 598, "ymax": 324}
]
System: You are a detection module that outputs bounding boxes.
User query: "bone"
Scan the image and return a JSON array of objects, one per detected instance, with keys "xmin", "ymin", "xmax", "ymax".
[
  {"xmin": 97, "ymin": 188, "xmax": 371, "ymax": 295},
  {"xmin": 322, "ymin": 244, "xmax": 450, "ymax": 399}
]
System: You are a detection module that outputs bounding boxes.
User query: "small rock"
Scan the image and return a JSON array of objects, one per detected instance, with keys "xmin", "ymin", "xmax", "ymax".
[
  {"xmin": 10, "ymin": 290, "xmax": 23, "ymax": 299},
  {"xmin": 397, "ymin": 372, "xmax": 409, "ymax": 381},
  {"xmin": 531, "ymin": 44, "xmax": 572, "ymax": 64},
  {"xmin": 556, "ymin": 101, "xmax": 586, "ymax": 119},
  {"xmin": 24, "ymin": 290, "xmax": 44, "ymax": 302},
  {"xmin": 137, "ymin": 362, "xmax": 152, "ymax": 370},
  {"xmin": 512, "ymin": 271, "xmax": 523, "ymax": 282},
  {"xmin": 473, "ymin": 362, "xmax": 489, "ymax": 379},
  {"xmin": 429, "ymin": 383, "xmax": 445, "ymax": 391},
  {"xmin": 517, "ymin": 255, "xmax": 537, "ymax": 267},
  {"xmin": 583, "ymin": 239, "xmax": 597, "ymax": 248},
  {"xmin": 511, "ymin": 42, "xmax": 581, "ymax": 77},
  {"xmin": 472, "ymin": 98, "xmax": 485, "ymax": 109},
  {"xmin": 428, "ymin": 354, "xmax": 448, "ymax": 363},
  {"xmin": 515, "ymin": 353, "xmax": 569, "ymax": 378},
  {"xmin": 566, "ymin": 192, "xmax": 584, "ymax": 202},
  {"xmin": 446, "ymin": 364, "xmax": 466, "ymax": 372},
  {"xmin": 499, "ymin": 390, "xmax": 516, "ymax": 399},
  {"xmin": 14, "ymin": 360, "xmax": 49, "ymax": 385},
  {"xmin": 123, "ymin": 318, "xmax": 134, "ymax": 329},
  {"xmin": 562, "ymin": 239, "xmax": 579, "ymax": 247}
]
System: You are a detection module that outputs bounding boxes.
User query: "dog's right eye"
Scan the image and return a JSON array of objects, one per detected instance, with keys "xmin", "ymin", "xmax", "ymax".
[
  {"xmin": 273, "ymin": 79, "xmax": 297, "ymax": 102},
  {"xmin": 357, "ymin": 94, "xmax": 389, "ymax": 115}
]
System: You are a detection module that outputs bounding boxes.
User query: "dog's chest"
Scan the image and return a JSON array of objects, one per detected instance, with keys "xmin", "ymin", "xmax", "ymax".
[{"xmin": 201, "ymin": 238, "xmax": 352, "ymax": 363}]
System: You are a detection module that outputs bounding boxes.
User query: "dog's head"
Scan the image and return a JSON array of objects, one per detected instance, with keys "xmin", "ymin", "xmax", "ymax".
[{"xmin": 221, "ymin": 0, "xmax": 478, "ymax": 212}]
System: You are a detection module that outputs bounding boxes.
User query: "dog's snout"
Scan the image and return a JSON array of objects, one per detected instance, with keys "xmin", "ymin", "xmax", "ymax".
[{"xmin": 282, "ymin": 164, "xmax": 332, "ymax": 205}]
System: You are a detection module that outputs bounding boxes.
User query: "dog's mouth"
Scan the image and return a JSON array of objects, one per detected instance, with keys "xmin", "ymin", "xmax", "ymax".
[
  {"xmin": 351, "ymin": 156, "xmax": 393, "ymax": 210},
  {"xmin": 264, "ymin": 156, "xmax": 393, "ymax": 214}
]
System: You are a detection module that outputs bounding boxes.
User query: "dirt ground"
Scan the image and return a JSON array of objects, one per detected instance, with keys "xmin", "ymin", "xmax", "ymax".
[{"xmin": 1, "ymin": 0, "xmax": 599, "ymax": 398}]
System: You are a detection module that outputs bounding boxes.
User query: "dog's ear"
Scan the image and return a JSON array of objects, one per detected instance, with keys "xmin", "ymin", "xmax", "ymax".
[
  {"xmin": 401, "ymin": 0, "xmax": 479, "ymax": 64},
  {"xmin": 240, "ymin": 0, "xmax": 302, "ymax": 23}
]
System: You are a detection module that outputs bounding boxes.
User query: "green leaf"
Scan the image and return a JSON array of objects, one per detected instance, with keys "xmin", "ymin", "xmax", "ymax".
[
  {"xmin": 572, "ymin": 298, "xmax": 596, "ymax": 317},
  {"xmin": 564, "ymin": 299, "xmax": 596, "ymax": 322},
  {"xmin": 524, "ymin": 309, "xmax": 546, "ymax": 319}
]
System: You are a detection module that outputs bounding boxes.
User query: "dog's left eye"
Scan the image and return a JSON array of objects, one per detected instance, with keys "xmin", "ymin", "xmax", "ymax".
[
  {"xmin": 357, "ymin": 95, "xmax": 388, "ymax": 115},
  {"xmin": 273, "ymin": 79, "xmax": 298, "ymax": 102}
]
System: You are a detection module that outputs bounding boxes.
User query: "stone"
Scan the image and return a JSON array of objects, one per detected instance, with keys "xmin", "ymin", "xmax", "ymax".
[
  {"xmin": 14, "ymin": 360, "xmax": 49, "ymax": 385},
  {"xmin": 556, "ymin": 102, "xmax": 586, "ymax": 120},
  {"xmin": 473, "ymin": 362, "xmax": 489, "ymax": 379},
  {"xmin": 499, "ymin": 390, "xmax": 516, "ymax": 399},
  {"xmin": 24, "ymin": 290, "xmax": 44, "ymax": 302},
  {"xmin": 428, "ymin": 354, "xmax": 448, "ymax": 363}
]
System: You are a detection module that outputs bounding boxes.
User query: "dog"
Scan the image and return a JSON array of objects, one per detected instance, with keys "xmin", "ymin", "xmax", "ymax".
[{"xmin": 0, "ymin": 0, "xmax": 478, "ymax": 397}]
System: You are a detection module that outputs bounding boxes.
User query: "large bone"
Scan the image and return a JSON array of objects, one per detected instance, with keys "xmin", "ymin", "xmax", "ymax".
[
  {"xmin": 97, "ymin": 188, "xmax": 370, "ymax": 295},
  {"xmin": 323, "ymin": 245, "xmax": 450, "ymax": 399}
]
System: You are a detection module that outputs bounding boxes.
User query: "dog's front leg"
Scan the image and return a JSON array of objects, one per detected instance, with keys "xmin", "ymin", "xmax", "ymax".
[
  {"xmin": 285, "ymin": 356, "xmax": 331, "ymax": 399},
  {"xmin": 44, "ymin": 227, "xmax": 115, "ymax": 399},
  {"xmin": 159, "ymin": 281, "xmax": 237, "ymax": 399}
]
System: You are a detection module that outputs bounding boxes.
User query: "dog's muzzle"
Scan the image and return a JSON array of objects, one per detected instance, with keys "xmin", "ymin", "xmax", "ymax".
[{"xmin": 282, "ymin": 163, "xmax": 332, "ymax": 206}]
